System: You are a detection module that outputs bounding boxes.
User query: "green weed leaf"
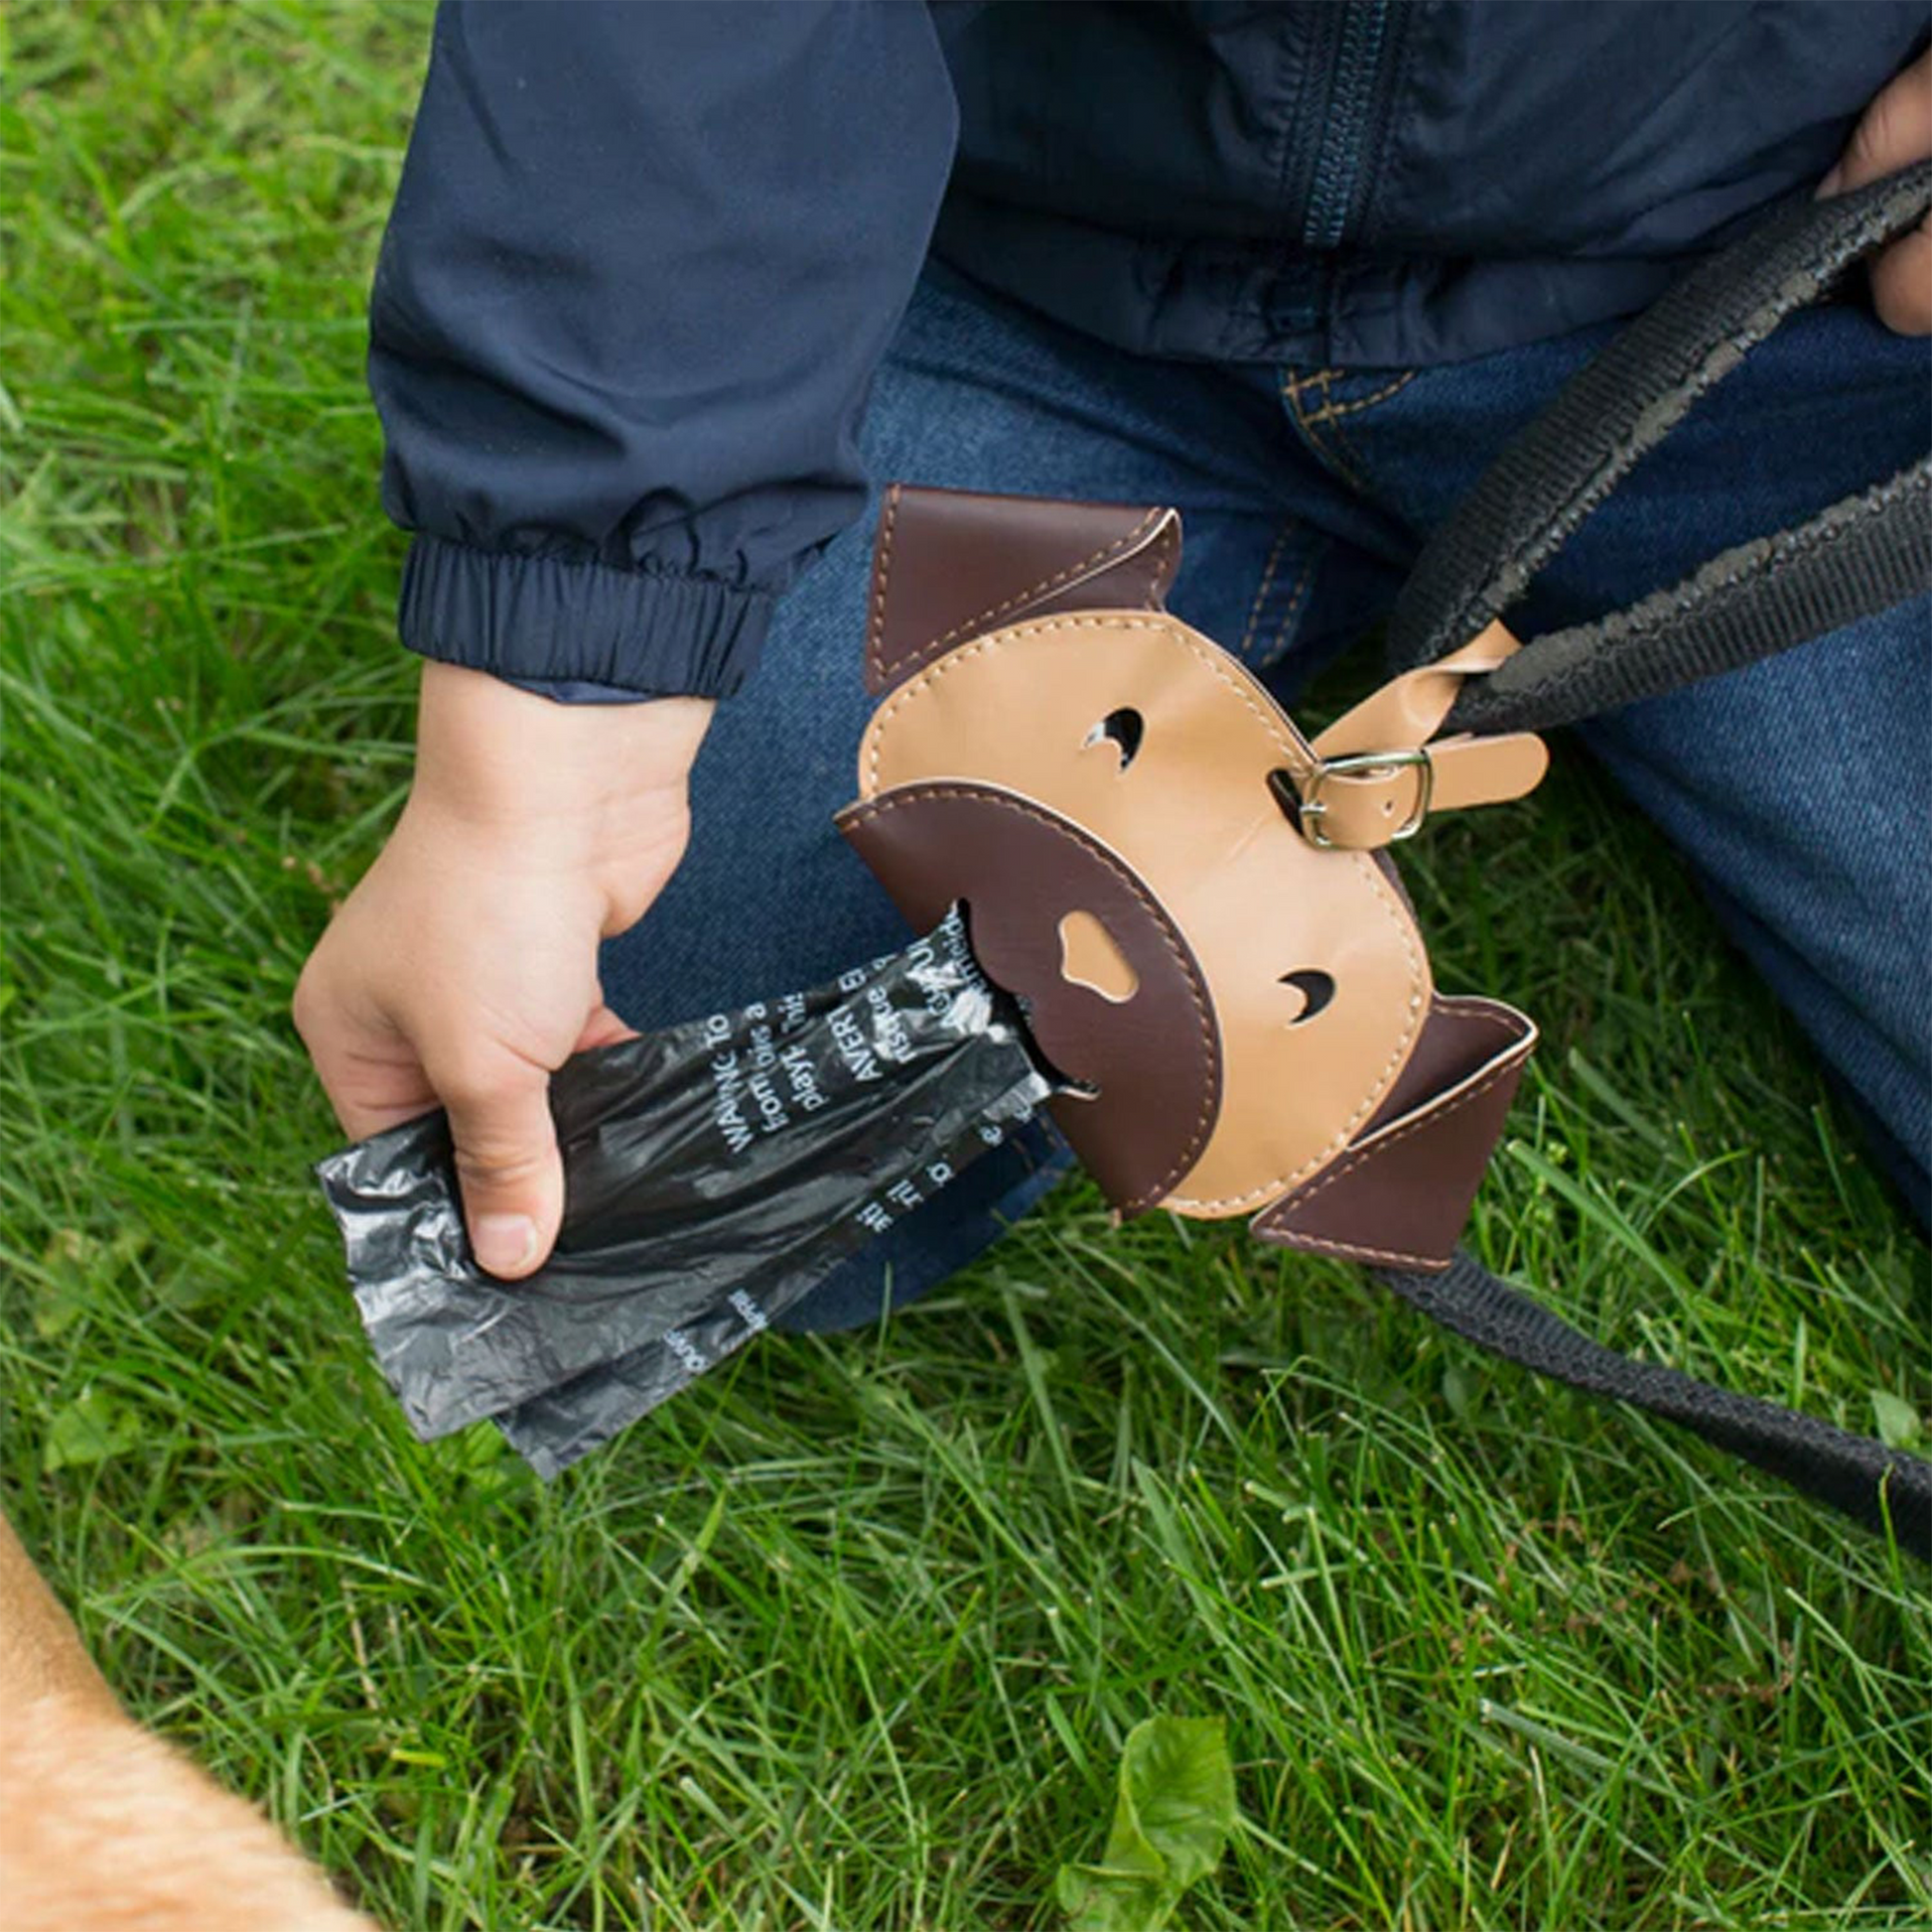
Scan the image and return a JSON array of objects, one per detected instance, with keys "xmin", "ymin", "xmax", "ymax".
[
  {"xmin": 33, "ymin": 1226, "xmax": 151, "ymax": 1338},
  {"xmin": 44, "ymin": 1387, "xmax": 144, "ymax": 1471},
  {"xmin": 1441, "ymin": 1360, "xmax": 1480, "ymax": 1421},
  {"xmin": 1870, "ymin": 1389, "xmax": 1923, "ymax": 1452},
  {"xmin": 1056, "ymin": 1716, "xmax": 1237, "ymax": 1932}
]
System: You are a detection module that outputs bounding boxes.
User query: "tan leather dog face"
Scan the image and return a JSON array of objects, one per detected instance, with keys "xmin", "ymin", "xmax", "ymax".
[
  {"xmin": 839, "ymin": 486, "xmax": 1542, "ymax": 1272},
  {"xmin": 850, "ymin": 611, "xmax": 1431, "ymax": 1216}
]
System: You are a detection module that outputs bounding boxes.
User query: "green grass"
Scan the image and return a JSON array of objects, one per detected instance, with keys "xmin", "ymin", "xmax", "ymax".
[{"xmin": 2, "ymin": 5, "xmax": 1927, "ymax": 1928}]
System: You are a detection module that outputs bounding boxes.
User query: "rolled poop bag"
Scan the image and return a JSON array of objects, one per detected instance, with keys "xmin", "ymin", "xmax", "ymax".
[{"xmin": 316, "ymin": 908, "xmax": 1054, "ymax": 1473}]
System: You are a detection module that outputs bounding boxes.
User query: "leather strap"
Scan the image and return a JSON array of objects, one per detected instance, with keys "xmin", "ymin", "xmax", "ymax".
[{"xmin": 1281, "ymin": 621, "xmax": 1550, "ymax": 850}]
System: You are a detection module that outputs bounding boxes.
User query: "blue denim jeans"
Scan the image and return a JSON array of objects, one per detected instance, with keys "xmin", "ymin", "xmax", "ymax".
[{"xmin": 602, "ymin": 262, "xmax": 1931, "ymax": 1330}]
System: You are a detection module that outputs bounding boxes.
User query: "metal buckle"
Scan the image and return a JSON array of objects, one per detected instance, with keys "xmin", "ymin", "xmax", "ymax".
[{"xmin": 1271, "ymin": 747, "xmax": 1435, "ymax": 851}]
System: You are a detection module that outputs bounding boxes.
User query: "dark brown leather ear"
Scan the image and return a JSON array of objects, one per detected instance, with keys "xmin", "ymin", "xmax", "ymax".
[
  {"xmin": 865, "ymin": 485, "xmax": 1181, "ymax": 695},
  {"xmin": 836, "ymin": 780, "xmax": 1219, "ymax": 1215},
  {"xmin": 1252, "ymin": 996, "xmax": 1534, "ymax": 1273}
]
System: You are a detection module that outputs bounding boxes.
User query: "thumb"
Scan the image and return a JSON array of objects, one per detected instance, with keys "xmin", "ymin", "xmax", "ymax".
[
  {"xmin": 1819, "ymin": 50, "xmax": 1932, "ymax": 201},
  {"xmin": 431, "ymin": 1052, "xmax": 565, "ymax": 1280}
]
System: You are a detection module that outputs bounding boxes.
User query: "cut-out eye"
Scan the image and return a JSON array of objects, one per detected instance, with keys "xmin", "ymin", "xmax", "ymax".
[
  {"xmin": 1082, "ymin": 707, "xmax": 1144, "ymax": 769},
  {"xmin": 1280, "ymin": 969, "xmax": 1335, "ymax": 1025},
  {"xmin": 1059, "ymin": 909, "xmax": 1139, "ymax": 1004}
]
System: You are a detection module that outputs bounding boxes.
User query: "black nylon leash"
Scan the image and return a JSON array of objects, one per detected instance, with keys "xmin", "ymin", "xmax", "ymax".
[
  {"xmin": 1386, "ymin": 159, "xmax": 1932, "ymax": 735},
  {"xmin": 1367, "ymin": 162, "xmax": 1932, "ymax": 1553},
  {"xmin": 1450, "ymin": 458, "xmax": 1930, "ymax": 736},
  {"xmin": 1377, "ymin": 1257, "xmax": 1932, "ymax": 1560}
]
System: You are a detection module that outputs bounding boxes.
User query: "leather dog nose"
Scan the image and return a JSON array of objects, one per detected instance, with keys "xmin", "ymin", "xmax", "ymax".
[{"xmin": 1059, "ymin": 909, "xmax": 1139, "ymax": 1003}]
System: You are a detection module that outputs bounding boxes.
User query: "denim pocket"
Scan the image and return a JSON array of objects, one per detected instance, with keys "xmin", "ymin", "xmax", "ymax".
[{"xmin": 1277, "ymin": 366, "xmax": 1419, "ymax": 496}]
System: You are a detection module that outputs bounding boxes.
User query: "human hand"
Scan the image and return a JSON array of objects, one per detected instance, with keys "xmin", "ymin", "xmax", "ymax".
[
  {"xmin": 1819, "ymin": 48, "xmax": 1932, "ymax": 334},
  {"xmin": 294, "ymin": 663, "xmax": 713, "ymax": 1278}
]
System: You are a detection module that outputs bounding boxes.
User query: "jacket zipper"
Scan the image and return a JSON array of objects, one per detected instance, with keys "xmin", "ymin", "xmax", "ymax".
[{"xmin": 1301, "ymin": 0, "xmax": 1406, "ymax": 252}]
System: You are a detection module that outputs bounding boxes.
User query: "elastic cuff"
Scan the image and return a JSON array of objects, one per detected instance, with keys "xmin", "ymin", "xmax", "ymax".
[
  {"xmin": 500, "ymin": 676, "xmax": 658, "ymax": 706},
  {"xmin": 398, "ymin": 536, "xmax": 776, "ymax": 699}
]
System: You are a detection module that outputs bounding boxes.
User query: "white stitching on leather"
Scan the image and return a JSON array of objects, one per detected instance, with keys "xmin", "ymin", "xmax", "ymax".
[
  {"xmin": 841, "ymin": 780, "xmax": 1218, "ymax": 1213},
  {"xmin": 863, "ymin": 483, "xmax": 903, "ymax": 687},
  {"xmin": 1255, "ymin": 1030, "xmax": 1533, "ymax": 1267},
  {"xmin": 866, "ymin": 505, "xmax": 1168, "ymax": 692},
  {"xmin": 864, "ymin": 611, "xmax": 1319, "ymax": 791},
  {"xmin": 1162, "ymin": 853, "xmax": 1427, "ymax": 1213},
  {"xmin": 860, "ymin": 612, "xmax": 1432, "ymax": 1212}
]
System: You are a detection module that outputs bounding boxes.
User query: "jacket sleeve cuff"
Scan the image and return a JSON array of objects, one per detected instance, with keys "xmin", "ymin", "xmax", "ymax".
[{"xmin": 397, "ymin": 536, "xmax": 775, "ymax": 699}]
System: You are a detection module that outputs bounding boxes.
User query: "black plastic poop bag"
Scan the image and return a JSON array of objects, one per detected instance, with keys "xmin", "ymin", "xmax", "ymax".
[{"xmin": 316, "ymin": 909, "xmax": 1053, "ymax": 1477}]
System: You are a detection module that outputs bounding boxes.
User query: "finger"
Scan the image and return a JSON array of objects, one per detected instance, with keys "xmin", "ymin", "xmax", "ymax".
[
  {"xmin": 428, "ymin": 1049, "xmax": 565, "ymax": 1280},
  {"xmin": 1821, "ymin": 52, "xmax": 1932, "ymax": 198},
  {"xmin": 1870, "ymin": 223, "xmax": 1932, "ymax": 335},
  {"xmin": 314, "ymin": 1057, "xmax": 441, "ymax": 1143},
  {"xmin": 573, "ymin": 1001, "xmax": 639, "ymax": 1053},
  {"xmin": 293, "ymin": 971, "xmax": 440, "ymax": 1142}
]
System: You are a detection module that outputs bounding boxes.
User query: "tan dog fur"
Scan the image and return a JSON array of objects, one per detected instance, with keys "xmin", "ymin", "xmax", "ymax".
[{"xmin": 0, "ymin": 1507, "xmax": 379, "ymax": 1931}]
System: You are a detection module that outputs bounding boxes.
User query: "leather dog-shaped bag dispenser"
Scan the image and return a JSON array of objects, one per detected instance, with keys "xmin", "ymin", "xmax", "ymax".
[{"xmin": 838, "ymin": 485, "xmax": 1550, "ymax": 1273}]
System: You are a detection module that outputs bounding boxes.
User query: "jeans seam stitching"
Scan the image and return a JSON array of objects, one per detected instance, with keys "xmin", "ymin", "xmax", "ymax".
[
  {"xmin": 1304, "ymin": 370, "xmax": 1417, "ymax": 424},
  {"xmin": 1237, "ymin": 520, "xmax": 1299, "ymax": 659},
  {"xmin": 1263, "ymin": 540, "xmax": 1323, "ymax": 669},
  {"xmin": 1281, "ymin": 368, "xmax": 1371, "ymax": 495}
]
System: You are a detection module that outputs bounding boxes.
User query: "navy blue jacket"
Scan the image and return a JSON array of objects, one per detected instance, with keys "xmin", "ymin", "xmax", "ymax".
[{"xmin": 368, "ymin": 1, "xmax": 1926, "ymax": 701}]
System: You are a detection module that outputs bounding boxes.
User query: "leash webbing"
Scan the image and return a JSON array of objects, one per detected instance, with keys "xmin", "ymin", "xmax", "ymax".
[
  {"xmin": 1375, "ymin": 1255, "xmax": 1932, "ymax": 1561},
  {"xmin": 1449, "ymin": 454, "xmax": 1931, "ymax": 736},
  {"xmin": 1387, "ymin": 158, "xmax": 1932, "ymax": 694},
  {"xmin": 1362, "ymin": 161, "xmax": 1932, "ymax": 1548}
]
